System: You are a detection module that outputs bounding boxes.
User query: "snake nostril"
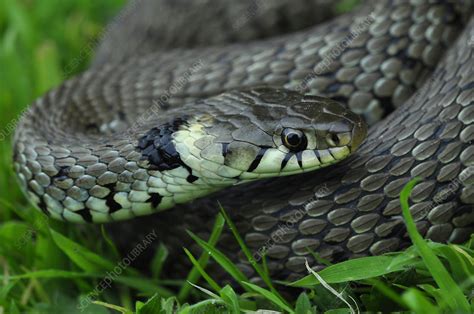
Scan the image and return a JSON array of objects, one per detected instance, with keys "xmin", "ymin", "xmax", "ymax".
[{"xmin": 325, "ymin": 133, "xmax": 340, "ymax": 147}]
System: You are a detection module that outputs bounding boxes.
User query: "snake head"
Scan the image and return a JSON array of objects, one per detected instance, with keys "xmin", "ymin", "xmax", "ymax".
[{"xmin": 172, "ymin": 87, "xmax": 367, "ymax": 185}]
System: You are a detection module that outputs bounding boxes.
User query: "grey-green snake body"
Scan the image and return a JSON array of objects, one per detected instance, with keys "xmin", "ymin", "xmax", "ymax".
[{"xmin": 13, "ymin": 0, "xmax": 474, "ymax": 280}]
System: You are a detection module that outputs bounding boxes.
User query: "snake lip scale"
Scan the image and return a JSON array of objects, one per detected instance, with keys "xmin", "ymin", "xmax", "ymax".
[{"xmin": 12, "ymin": 0, "xmax": 474, "ymax": 280}]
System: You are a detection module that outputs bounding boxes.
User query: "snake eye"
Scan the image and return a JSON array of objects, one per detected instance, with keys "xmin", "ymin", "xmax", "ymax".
[{"xmin": 282, "ymin": 128, "xmax": 307, "ymax": 151}]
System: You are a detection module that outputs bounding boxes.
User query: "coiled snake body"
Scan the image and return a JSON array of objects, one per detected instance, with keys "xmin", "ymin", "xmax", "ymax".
[{"xmin": 13, "ymin": 0, "xmax": 474, "ymax": 280}]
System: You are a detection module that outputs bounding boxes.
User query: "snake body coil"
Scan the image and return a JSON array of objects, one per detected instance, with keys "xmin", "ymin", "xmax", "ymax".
[{"xmin": 13, "ymin": 0, "xmax": 474, "ymax": 280}]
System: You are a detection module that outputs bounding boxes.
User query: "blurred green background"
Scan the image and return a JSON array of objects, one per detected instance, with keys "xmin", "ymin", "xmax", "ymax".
[{"xmin": 0, "ymin": 0, "xmax": 125, "ymax": 221}]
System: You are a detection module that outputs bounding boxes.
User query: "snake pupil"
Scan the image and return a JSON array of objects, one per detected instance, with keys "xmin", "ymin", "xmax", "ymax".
[
  {"xmin": 287, "ymin": 133, "xmax": 300, "ymax": 145},
  {"xmin": 282, "ymin": 128, "xmax": 307, "ymax": 151}
]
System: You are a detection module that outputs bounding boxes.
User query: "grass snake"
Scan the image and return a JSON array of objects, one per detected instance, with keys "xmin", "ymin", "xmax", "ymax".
[{"xmin": 13, "ymin": 0, "xmax": 474, "ymax": 280}]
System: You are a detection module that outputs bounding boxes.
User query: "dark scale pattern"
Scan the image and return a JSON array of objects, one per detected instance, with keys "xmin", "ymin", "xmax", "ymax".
[
  {"xmin": 137, "ymin": 117, "xmax": 201, "ymax": 186},
  {"xmin": 148, "ymin": 193, "xmax": 163, "ymax": 208},
  {"xmin": 137, "ymin": 117, "xmax": 190, "ymax": 171},
  {"xmin": 75, "ymin": 208, "xmax": 93, "ymax": 223},
  {"xmin": 247, "ymin": 148, "xmax": 269, "ymax": 172},
  {"xmin": 104, "ymin": 183, "xmax": 122, "ymax": 214},
  {"xmin": 186, "ymin": 174, "xmax": 199, "ymax": 183}
]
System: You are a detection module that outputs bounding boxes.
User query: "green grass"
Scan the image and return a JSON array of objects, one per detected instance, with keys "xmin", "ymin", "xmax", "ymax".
[{"xmin": 1, "ymin": 1, "xmax": 473, "ymax": 313}]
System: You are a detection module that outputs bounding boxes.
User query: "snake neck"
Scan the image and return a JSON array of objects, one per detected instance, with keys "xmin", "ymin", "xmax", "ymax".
[
  {"xmin": 137, "ymin": 116, "xmax": 196, "ymax": 179},
  {"xmin": 134, "ymin": 116, "xmax": 227, "ymax": 213}
]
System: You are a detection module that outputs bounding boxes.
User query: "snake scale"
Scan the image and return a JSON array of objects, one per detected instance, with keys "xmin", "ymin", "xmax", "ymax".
[{"xmin": 13, "ymin": 0, "xmax": 474, "ymax": 281}]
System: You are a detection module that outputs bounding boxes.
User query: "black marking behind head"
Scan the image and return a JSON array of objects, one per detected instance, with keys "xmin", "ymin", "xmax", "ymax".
[{"xmin": 137, "ymin": 117, "xmax": 190, "ymax": 171}]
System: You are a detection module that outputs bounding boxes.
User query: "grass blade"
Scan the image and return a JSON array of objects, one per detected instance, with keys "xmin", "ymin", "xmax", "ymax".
[
  {"xmin": 178, "ymin": 213, "xmax": 225, "ymax": 301},
  {"xmin": 218, "ymin": 203, "xmax": 290, "ymax": 307},
  {"xmin": 295, "ymin": 292, "xmax": 312, "ymax": 314},
  {"xmin": 92, "ymin": 300, "xmax": 132, "ymax": 314},
  {"xmin": 49, "ymin": 229, "xmax": 116, "ymax": 272},
  {"xmin": 100, "ymin": 225, "xmax": 120, "ymax": 260},
  {"xmin": 135, "ymin": 294, "xmax": 160, "ymax": 314},
  {"xmin": 400, "ymin": 178, "xmax": 470, "ymax": 312},
  {"xmin": 402, "ymin": 288, "xmax": 439, "ymax": 314},
  {"xmin": 182, "ymin": 248, "xmax": 221, "ymax": 293},
  {"xmin": 150, "ymin": 243, "xmax": 169, "ymax": 280},
  {"xmin": 186, "ymin": 230, "xmax": 249, "ymax": 286},
  {"xmin": 219, "ymin": 285, "xmax": 240, "ymax": 314},
  {"xmin": 241, "ymin": 282, "xmax": 295, "ymax": 314},
  {"xmin": 1, "ymin": 269, "xmax": 173, "ymax": 297},
  {"xmin": 290, "ymin": 255, "xmax": 412, "ymax": 287},
  {"xmin": 305, "ymin": 260, "xmax": 358, "ymax": 314}
]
